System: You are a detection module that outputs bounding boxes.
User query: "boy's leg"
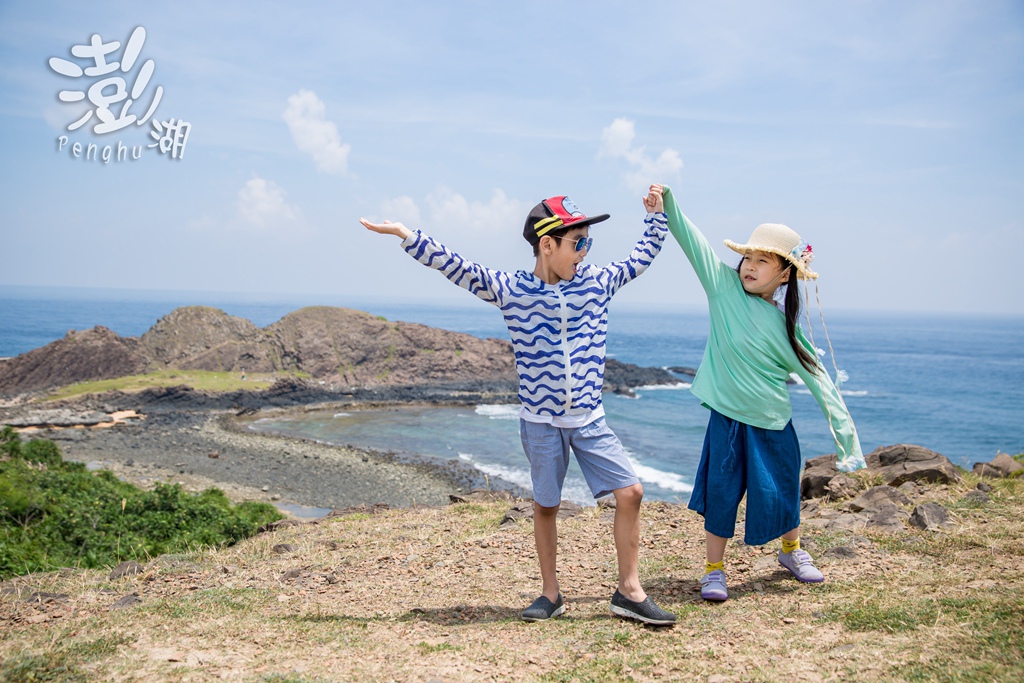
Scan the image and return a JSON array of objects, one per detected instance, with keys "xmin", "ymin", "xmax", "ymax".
[
  {"xmin": 519, "ymin": 419, "xmax": 570, "ymax": 620},
  {"xmin": 612, "ymin": 483, "xmax": 645, "ymax": 602},
  {"xmin": 607, "ymin": 482, "xmax": 676, "ymax": 625},
  {"xmin": 534, "ymin": 501, "xmax": 561, "ymax": 601},
  {"xmin": 568, "ymin": 419, "xmax": 676, "ymax": 625}
]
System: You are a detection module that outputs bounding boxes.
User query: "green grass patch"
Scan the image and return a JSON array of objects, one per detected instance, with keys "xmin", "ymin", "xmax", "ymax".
[
  {"xmin": 416, "ymin": 641, "xmax": 462, "ymax": 654},
  {"xmin": 45, "ymin": 369, "xmax": 310, "ymax": 400},
  {"xmin": 822, "ymin": 598, "xmax": 939, "ymax": 632},
  {"xmin": 0, "ymin": 633, "xmax": 134, "ymax": 683}
]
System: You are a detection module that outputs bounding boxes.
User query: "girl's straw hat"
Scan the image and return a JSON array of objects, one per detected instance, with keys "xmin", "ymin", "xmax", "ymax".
[{"xmin": 724, "ymin": 223, "xmax": 819, "ymax": 280}]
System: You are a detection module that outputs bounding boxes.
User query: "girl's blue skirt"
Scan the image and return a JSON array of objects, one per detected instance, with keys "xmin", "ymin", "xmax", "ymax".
[{"xmin": 688, "ymin": 408, "xmax": 802, "ymax": 546}]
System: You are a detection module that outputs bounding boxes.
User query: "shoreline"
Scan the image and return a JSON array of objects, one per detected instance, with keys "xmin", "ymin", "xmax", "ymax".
[{"xmin": 28, "ymin": 404, "xmax": 527, "ymax": 515}]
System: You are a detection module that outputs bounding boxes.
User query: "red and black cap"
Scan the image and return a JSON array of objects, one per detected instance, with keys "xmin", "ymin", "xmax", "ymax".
[{"xmin": 523, "ymin": 196, "xmax": 610, "ymax": 246}]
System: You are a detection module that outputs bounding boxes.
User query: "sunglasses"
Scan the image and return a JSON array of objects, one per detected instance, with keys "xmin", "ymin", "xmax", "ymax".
[{"xmin": 552, "ymin": 235, "xmax": 593, "ymax": 252}]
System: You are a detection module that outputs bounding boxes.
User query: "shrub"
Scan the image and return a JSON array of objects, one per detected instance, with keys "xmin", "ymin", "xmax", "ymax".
[{"xmin": 0, "ymin": 438, "xmax": 282, "ymax": 578}]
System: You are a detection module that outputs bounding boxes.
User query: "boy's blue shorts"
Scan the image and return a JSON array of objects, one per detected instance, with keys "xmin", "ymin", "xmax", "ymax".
[
  {"xmin": 687, "ymin": 408, "xmax": 802, "ymax": 546},
  {"xmin": 519, "ymin": 417, "xmax": 640, "ymax": 508}
]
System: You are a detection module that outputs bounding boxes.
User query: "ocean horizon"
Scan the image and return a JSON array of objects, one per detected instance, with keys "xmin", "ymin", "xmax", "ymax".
[{"xmin": 2, "ymin": 284, "xmax": 1022, "ymax": 504}]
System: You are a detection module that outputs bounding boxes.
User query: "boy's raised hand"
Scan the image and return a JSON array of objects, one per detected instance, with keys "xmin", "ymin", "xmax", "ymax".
[
  {"xmin": 643, "ymin": 184, "xmax": 664, "ymax": 214},
  {"xmin": 359, "ymin": 217, "xmax": 413, "ymax": 240}
]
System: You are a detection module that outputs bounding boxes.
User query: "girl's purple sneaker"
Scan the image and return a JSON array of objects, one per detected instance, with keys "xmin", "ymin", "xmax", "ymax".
[
  {"xmin": 778, "ymin": 549, "xmax": 824, "ymax": 583},
  {"xmin": 700, "ymin": 569, "xmax": 728, "ymax": 601}
]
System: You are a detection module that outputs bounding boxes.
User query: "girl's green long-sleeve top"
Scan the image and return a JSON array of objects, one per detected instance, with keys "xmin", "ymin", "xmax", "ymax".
[{"xmin": 662, "ymin": 187, "xmax": 865, "ymax": 471}]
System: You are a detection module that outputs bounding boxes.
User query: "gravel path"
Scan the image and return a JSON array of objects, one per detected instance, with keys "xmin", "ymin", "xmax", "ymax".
[{"xmin": 38, "ymin": 409, "xmax": 511, "ymax": 514}]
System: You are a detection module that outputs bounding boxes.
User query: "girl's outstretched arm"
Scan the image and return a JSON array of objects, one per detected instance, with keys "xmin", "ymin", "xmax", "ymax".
[
  {"xmin": 661, "ymin": 187, "xmax": 735, "ymax": 295},
  {"xmin": 792, "ymin": 332, "xmax": 866, "ymax": 471}
]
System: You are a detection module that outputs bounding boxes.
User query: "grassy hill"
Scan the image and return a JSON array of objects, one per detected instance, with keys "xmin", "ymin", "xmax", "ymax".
[{"xmin": 1, "ymin": 472, "xmax": 1021, "ymax": 682}]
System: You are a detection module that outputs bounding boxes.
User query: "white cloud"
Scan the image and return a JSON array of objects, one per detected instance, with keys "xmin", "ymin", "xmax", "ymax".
[
  {"xmin": 599, "ymin": 118, "xmax": 683, "ymax": 193},
  {"xmin": 379, "ymin": 195, "xmax": 422, "ymax": 227},
  {"xmin": 235, "ymin": 177, "xmax": 303, "ymax": 233},
  {"xmin": 425, "ymin": 187, "xmax": 527, "ymax": 234},
  {"xmin": 283, "ymin": 89, "xmax": 351, "ymax": 174}
]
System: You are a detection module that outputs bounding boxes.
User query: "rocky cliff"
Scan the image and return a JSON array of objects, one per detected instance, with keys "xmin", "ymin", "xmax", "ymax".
[{"xmin": 0, "ymin": 306, "xmax": 516, "ymax": 396}]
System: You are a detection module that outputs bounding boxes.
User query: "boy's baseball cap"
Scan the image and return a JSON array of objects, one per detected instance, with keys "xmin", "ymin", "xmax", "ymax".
[{"xmin": 523, "ymin": 196, "xmax": 609, "ymax": 246}]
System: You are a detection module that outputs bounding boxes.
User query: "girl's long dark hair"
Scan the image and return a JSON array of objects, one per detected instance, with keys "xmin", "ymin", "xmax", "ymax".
[
  {"xmin": 781, "ymin": 264, "xmax": 819, "ymax": 374},
  {"xmin": 737, "ymin": 258, "xmax": 819, "ymax": 374}
]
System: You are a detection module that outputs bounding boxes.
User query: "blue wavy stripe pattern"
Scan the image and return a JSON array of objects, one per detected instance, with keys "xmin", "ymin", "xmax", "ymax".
[{"xmin": 403, "ymin": 214, "xmax": 667, "ymax": 416}]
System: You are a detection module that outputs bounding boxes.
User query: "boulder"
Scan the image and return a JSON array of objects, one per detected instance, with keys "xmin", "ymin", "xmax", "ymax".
[
  {"xmin": 909, "ymin": 502, "xmax": 954, "ymax": 531},
  {"xmin": 865, "ymin": 444, "xmax": 962, "ymax": 486},
  {"xmin": 801, "ymin": 454, "xmax": 841, "ymax": 500},
  {"xmin": 972, "ymin": 453, "xmax": 1024, "ymax": 479},
  {"xmin": 846, "ymin": 485, "xmax": 912, "ymax": 513}
]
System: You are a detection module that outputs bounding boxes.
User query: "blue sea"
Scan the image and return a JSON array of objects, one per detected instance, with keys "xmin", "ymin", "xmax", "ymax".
[{"xmin": 2, "ymin": 285, "xmax": 1022, "ymax": 504}]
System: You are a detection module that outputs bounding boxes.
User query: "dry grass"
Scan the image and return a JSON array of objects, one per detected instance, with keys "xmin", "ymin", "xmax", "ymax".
[{"xmin": 1, "ymin": 476, "xmax": 1021, "ymax": 682}]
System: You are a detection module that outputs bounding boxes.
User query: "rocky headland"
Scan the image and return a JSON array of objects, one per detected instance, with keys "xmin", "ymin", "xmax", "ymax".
[{"xmin": 0, "ymin": 305, "xmax": 688, "ymax": 511}]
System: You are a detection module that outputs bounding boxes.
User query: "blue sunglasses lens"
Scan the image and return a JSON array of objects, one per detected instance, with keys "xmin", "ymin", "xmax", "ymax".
[{"xmin": 576, "ymin": 237, "xmax": 593, "ymax": 252}]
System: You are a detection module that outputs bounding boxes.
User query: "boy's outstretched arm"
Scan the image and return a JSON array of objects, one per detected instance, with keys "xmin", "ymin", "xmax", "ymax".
[
  {"xmin": 359, "ymin": 216, "xmax": 508, "ymax": 306},
  {"xmin": 360, "ymin": 218, "xmax": 412, "ymax": 240},
  {"xmin": 596, "ymin": 184, "xmax": 668, "ymax": 296}
]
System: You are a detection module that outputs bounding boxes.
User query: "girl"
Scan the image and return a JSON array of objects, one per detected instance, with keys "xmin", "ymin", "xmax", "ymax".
[{"xmin": 659, "ymin": 184, "xmax": 865, "ymax": 601}]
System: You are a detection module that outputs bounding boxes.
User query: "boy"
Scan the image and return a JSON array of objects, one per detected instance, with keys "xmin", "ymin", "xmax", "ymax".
[{"xmin": 359, "ymin": 184, "xmax": 675, "ymax": 625}]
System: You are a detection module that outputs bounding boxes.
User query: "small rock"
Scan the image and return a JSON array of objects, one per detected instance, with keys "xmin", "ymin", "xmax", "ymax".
[
  {"xmin": 109, "ymin": 594, "xmax": 142, "ymax": 610},
  {"xmin": 108, "ymin": 561, "xmax": 144, "ymax": 580},
  {"xmin": 801, "ymin": 454, "xmax": 841, "ymax": 500},
  {"xmin": 261, "ymin": 485, "xmax": 270, "ymax": 492},
  {"xmin": 909, "ymin": 502, "xmax": 954, "ymax": 531},
  {"xmin": 207, "ymin": 451, "xmax": 219, "ymax": 459},
  {"xmin": 867, "ymin": 503, "xmax": 910, "ymax": 531},
  {"xmin": 972, "ymin": 453, "xmax": 1024, "ymax": 478},
  {"xmin": 976, "ymin": 482, "xmax": 992, "ymax": 492},
  {"xmin": 272, "ymin": 544, "xmax": 295, "ymax": 554},
  {"xmin": 961, "ymin": 490, "xmax": 990, "ymax": 504},
  {"xmin": 500, "ymin": 503, "xmax": 534, "ymax": 525},
  {"xmin": 822, "ymin": 545, "xmax": 858, "ymax": 560},
  {"xmin": 449, "ymin": 489, "xmax": 515, "ymax": 504},
  {"xmin": 825, "ymin": 473, "xmax": 859, "ymax": 501},
  {"xmin": 24, "ymin": 591, "xmax": 69, "ymax": 604},
  {"xmin": 847, "ymin": 486, "xmax": 912, "ymax": 513}
]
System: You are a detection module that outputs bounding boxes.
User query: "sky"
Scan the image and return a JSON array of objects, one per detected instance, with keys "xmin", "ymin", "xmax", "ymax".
[{"xmin": 1, "ymin": 0, "xmax": 1022, "ymax": 315}]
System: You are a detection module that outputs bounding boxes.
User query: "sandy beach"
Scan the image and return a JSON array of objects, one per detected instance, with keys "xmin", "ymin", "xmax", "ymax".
[{"xmin": 27, "ymin": 405, "xmax": 521, "ymax": 515}]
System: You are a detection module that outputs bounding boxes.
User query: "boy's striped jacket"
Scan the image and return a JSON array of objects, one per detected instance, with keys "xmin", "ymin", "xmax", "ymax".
[{"xmin": 400, "ymin": 213, "xmax": 668, "ymax": 421}]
